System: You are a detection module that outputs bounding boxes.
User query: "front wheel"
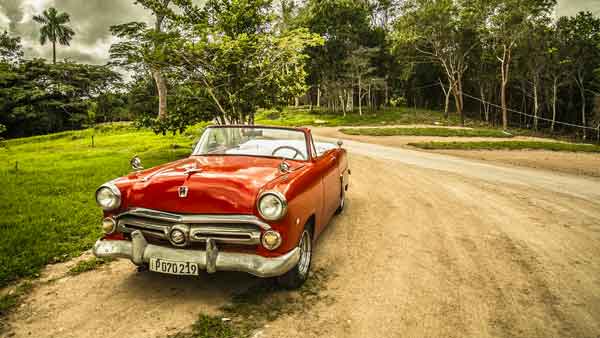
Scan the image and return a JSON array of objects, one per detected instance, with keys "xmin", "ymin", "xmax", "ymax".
[
  {"xmin": 335, "ymin": 185, "xmax": 345, "ymax": 214},
  {"xmin": 277, "ymin": 227, "xmax": 313, "ymax": 289}
]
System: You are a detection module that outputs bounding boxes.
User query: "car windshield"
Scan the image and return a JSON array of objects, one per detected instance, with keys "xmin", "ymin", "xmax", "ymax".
[{"xmin": 193, "ymin": 127, "xmax": 309, "ymax": 161}]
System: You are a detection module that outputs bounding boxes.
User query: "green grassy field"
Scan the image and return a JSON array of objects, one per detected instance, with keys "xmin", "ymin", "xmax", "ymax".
[
  {"xmin": 0, "ymin": 124, "xmax": 195, "ymax": 287},
  {"xmin": 408, "ymin": 140, "xmax": 600, "ymax": 153},
  {"xmin": 340, "ymin": 127, "xmax": 513, "ymax": 138}
]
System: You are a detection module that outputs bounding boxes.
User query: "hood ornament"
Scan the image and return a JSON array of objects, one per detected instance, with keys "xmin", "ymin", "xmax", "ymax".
[
  {"xmin": 178, "ymin": 186, "xmax": 189, "ymax": 198},
  {"xmin": 279, "ymin": 160, "xmax": 290, "ymax": 173},
  {"xmin": 184, "ymin": 162, "xmax": 202, "ymax": 176}
]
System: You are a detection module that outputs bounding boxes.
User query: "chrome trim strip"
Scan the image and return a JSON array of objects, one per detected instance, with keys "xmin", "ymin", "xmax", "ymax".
[
  {"xmin": 190, "ymin": 226, "xmax": 261, "ymax": 245},
  {"xmin": 117, "ymin": 208, "xmax": 271, "ymax": 230},
  {"xmin": 93, "ymin": 230, "xmax": 300, "ymax": 278}
]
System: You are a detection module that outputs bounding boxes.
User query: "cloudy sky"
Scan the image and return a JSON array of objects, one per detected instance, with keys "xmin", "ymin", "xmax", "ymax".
[{"xmin": 1, "ymin": 0, "xmax": 599, "ymax": 65}]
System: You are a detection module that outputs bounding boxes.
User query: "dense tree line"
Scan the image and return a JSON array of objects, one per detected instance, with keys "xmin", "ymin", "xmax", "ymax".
[
  {"xmin": 0, "ymin": 7, "xmax": 126, "ymax": 138},
  {"xmin": 1, "ymin": 0, "xmax": 600, "ymax": 138},
  {"xmin": 0, "ymin": 33, "xmax": 123, "ymax": 137},
  {"xmin": 113, "ymin": 0, "xmax": 599, "ymax": 136}
]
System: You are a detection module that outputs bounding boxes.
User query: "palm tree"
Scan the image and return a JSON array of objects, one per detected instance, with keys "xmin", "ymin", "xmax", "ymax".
[{"xmin": 33, "ymin": 8, "xmax": 75, "ymax": 64}]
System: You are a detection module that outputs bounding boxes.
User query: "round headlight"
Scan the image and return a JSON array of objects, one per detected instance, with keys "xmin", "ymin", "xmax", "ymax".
[
  {"xmin": 258, "ymin": 192, "xmax": 287, "ymax": 221},
  {"xmin": 95, "ymin": 184, "xmax": 121, "ymax": 211},
  {"xmin": 261, "ymin": 230, "xmax": 282, "ymax": 250}
]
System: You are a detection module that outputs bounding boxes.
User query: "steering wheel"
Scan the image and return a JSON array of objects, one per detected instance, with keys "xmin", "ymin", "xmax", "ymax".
[{"xmin": 271, "ymin": 145, "xmax": 306, "ymax": 160}]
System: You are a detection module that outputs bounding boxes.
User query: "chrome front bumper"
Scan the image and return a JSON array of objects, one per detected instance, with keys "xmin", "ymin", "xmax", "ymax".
[{"xmin": 93, "ymin": 230, "xmax": 300, "ymax": 278}]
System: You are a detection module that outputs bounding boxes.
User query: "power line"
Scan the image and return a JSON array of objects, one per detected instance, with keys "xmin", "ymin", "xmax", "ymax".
[{"xmin": 460, "ymin": 91, "xmax": 599, "ymax": 131}]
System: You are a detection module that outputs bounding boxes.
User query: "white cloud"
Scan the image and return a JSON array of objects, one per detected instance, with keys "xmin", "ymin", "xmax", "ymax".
[
  {"xmin": 556, "ymin": 0, "xmax": 600, "ymax": 17},
  {"xmin": 0, "ymin": 11, "xmax": 10, "ymax": 30},
  {"xmin": 19, "ymin": 0, "xmax": 54, "ymax": 22}
]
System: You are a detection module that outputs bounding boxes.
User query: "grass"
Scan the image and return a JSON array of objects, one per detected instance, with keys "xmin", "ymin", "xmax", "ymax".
[
  {"xmin": 408, "ymin": 140, "xmax": 600, "ymax": 153},
  {"xmin": 171, "ymin": 268, "xmax": 333, "ymax": 338},
  {"xmin": 254, "ymin": 106, "xmax": 478, "ymax": 127},
  {"xmin": 340, "ymin": 127, "xmax": 513, "ymax": 138},
  {"xmin": 68, "ymin": 257, "xmax": 114, "ymax": 276},
  {"xmin": 0, "ymin": 123, "xmax": 196, "ymax": 287}
]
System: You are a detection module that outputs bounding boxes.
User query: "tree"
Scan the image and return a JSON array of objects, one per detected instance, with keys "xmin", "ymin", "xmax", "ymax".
[
  {"xmin": 546, "ymin": 18, "xmax": 575, "ymax": 132},
  {"xmin": 109, "ymin": 0, "xmax": 177, "ymax": 120},
  {"xmin": 520, "ymin": 21, "xmax": 552, "ymax": 130},
  {"xmin": 275, "ymin": 0, "xmax": 297, "ymax": 33},
  {"xmin": 111, "ymin": 0, "xmax": 322, "ymax": 131},
  {"xmin": 32, "ymin": 8, "xmax": 75, "ymax": 64},
  {"xmin": 394, "ymin": 0, "xmax": 478, "ymax": 125},
  {"xmin": 0, "ymin": 59, "xmax": 121, "ymax": 137},
  {"xmin": 173, "ymin": 0, "xmax": 323, "ymax": 125},
  {"xmin": 0, "ymin": 31, "xmax": 23, "ymax": 64},
  {"xmin": 469, "ymin": 39, "xmax": 497, "ymax": 123},
  {"xmin": 561, "ymin": 12, "xmax": 600, "ymax": 139},
  {"xmin": 345, "ymin": 47, "xmax": 379, "ymax": 115},
  {"xmin": 136, "ymin": 0, "xmax": 173, "ymax": 120},
  {"xmin": 480, "ymin": 0, "xmax": 556, "ymax": 130},
  {"xmin": 300, "ymin": 0, "xmax": 375, "ymax": 113}
]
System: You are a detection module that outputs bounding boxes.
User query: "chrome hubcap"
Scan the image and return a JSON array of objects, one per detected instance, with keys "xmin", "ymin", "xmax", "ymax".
[{"xmin": 297, "ymin": 230, "xmax": 311, "ymax": 277}]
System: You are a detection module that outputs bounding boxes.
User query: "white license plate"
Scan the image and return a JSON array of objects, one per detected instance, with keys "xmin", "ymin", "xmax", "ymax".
[{"xmin": 149, "ymin": 258, "xmax": 199, "ymax": 276}]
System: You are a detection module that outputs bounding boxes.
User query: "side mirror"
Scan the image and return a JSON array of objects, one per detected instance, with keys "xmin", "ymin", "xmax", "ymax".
[
  {"xmin": 337, "ymin": 140, "xmax": 343, "ymax": 148},
  {"xmin": 130, "ymin": 155, "xmax": 143, "ymax": 171}
]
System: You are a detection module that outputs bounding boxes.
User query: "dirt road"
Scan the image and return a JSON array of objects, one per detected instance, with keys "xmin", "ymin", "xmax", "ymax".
[
  {"xmin": 7, "ymin": 138, "xmax": 600, "ymax": 338},
  {"xmin": 313, "ymin": 126, "xmax": 600, "ymax": 178}
]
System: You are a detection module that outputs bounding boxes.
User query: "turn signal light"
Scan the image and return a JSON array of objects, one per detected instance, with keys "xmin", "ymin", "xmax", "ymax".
[
  {"xmin": 262, "ymin": 230, "xmax": 282, "ymax": 250},
  {"xmin": 102, "ymin": 218, "xmax": 116, "ymax": 234}
]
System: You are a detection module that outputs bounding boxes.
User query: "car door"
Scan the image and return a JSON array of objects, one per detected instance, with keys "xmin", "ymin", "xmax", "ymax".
[
  {"xmin": 321, "ymin": 149, "xmax": 340, "ymax": 218},
  {"xmin": 310, "ymin": 135, "xmax": 340, "ymax": 224}
]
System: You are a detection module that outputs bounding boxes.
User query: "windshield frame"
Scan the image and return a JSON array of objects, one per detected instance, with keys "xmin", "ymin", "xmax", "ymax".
[{"xmin": 192, "ymin": 125, "xmax": 312, "ymax": 162}]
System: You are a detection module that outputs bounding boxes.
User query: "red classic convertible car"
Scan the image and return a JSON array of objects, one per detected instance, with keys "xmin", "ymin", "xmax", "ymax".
[{"xmin": 93, "ymin": 125, "xmax": 349, "ymax": 288}]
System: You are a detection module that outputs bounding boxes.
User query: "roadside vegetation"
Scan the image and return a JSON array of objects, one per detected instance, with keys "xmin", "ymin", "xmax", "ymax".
[
  {"xmin": 67, "ymin": 257, "xmax": 114, "ymax": 276},
  {"xmin": 0, "ymin": 124, "xmax": 192, "ymax": 287},
  {"xmin": 409, "ymin": 141, "xmax": 600, "ymax": 153},
  {"xmin": 340, "ymin": 127, "xmax": 513, "ymax": 138}
]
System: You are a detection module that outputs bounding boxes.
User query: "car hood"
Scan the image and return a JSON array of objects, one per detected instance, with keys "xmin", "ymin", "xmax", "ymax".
[{"xmin": 125, "ymin": 156, "xmax": 300, "ymax": 214}]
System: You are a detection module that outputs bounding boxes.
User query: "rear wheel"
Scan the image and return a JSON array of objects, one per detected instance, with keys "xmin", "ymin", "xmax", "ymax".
[{"xmin": 277, "ymin": 227, "xmax": 313, "ymax": 289}]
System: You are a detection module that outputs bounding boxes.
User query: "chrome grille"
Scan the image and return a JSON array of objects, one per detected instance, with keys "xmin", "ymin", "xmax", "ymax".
[{"xmin": 116, "ymin": 208, "xmax": 265, "ymax": 246}]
